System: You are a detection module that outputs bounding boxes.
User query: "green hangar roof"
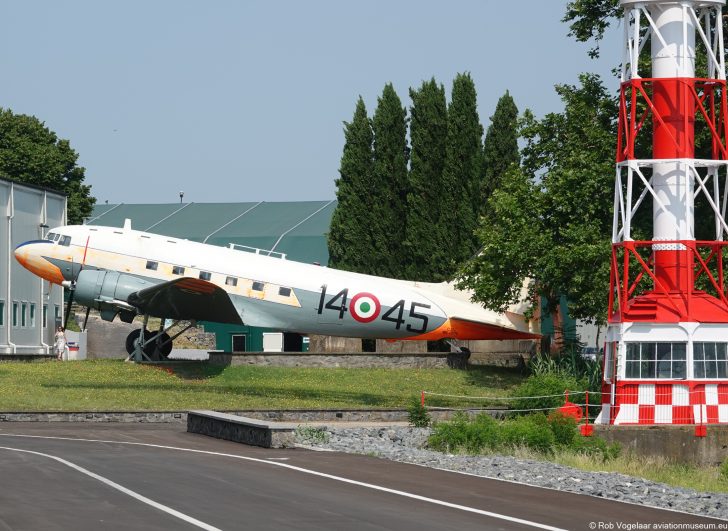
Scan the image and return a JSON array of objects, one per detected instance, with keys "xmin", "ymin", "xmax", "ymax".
[{"xmin": 86, "ymin": 201, "xmax": 336, "ymax": 266}]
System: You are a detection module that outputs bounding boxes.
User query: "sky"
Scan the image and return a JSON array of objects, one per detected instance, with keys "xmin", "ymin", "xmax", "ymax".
[{"xmin": 1, "ymin": 1, "xmax": 620, "ymax": 205}]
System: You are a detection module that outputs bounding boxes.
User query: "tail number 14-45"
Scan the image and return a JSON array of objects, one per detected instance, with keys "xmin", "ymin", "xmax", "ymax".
[{"xmin": 317, "ymin": 286, "xmax": 430, "ymax": 334}]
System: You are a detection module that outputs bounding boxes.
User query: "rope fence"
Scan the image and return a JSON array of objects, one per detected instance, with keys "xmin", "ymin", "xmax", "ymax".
[{"xmin": 420, "ymin": 386, "xmax": 723, "ymax": 437}]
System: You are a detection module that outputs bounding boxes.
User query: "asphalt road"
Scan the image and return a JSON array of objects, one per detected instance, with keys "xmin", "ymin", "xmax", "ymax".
[{"xmin": 0, "ymin": 423, "xmax": 722, "ymax": 531}]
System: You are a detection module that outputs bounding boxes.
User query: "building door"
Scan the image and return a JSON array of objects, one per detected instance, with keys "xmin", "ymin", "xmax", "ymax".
[
  {"xmin": 283, "ymin": 332, "xmax": 303, "ymax": 352},
  {"xmin": 231, "ymin": 334, "xmax": 247, "ymax": 352}
]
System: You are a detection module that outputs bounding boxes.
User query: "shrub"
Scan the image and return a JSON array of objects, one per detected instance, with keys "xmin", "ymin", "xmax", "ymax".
[
  {"xmin": 548, "ymin": 411, "xmax": 578, "ymax": 446},
  {"xmin": 428, "ymin": 412, "xmax": 471, "ymax": 452},
  {"xmin": 427, "ymin": 410, "xmax": 621, "ymax": 461},
  {"xmin": 570, "ymin": 433, "xmax": 621, "ymax": 461},
  {"xmin": 511, "ymin": 372, "xmax": 584, "ymax": 414},
  {"xmin": 500, "ymin": 413, "xmax": 556, "ymax": 454},
  {"xmin": 407, "ymin": 398, "xmax": 431, "ymax": 428}
]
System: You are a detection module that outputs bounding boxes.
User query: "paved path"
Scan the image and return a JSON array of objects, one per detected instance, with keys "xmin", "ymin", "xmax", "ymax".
[{"xmin": 0, "ymin": 423, "xmax": 721, "ymax": 530}]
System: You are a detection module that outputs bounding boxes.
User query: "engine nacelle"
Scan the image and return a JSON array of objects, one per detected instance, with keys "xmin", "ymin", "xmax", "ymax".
[{"xmin": 73, "ymin": 269, "xmax": 157, "ymax": 311}]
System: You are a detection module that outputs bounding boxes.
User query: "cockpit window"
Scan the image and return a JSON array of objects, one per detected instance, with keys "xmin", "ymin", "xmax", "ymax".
[
  {"xmin": 59, "ymin": 235, "xmax": 71, "ymax": 247},
  {"xmin": 46, "ymin": 232, "xmax": 58, "ymax": 242}
]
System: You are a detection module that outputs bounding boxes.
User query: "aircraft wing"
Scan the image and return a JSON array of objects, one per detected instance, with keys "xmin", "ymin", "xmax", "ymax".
[{"xmin": 127, "ymin": 277, "xmax": 243, "ymax": 325}]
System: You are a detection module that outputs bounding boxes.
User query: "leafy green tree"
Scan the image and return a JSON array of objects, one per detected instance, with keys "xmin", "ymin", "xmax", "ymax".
[
  {"xmin": 405, "ymin": 78, "xmax": 449, "ymax": 281},
  {"xmin": 328, "ymin": 97, "xmax": 376, "ymax": 273},
  {"xmin": 440, "ymin": 73, "xmax": 484, "ymax": 271},
  {"xmin": 0, "ymin": 108, "xmax": 94, "ymax": 224},
  {"xmin": 370, "ymin": 83, "xmax": 409, "ymax": 278},
  {"xmin": 459, "ymin": 74, "xmax": 617, "ymax": 325},
  {"xmin": 481, "ymin": 91, "xmax": 519, "ymax": 217},
  {"xmin": 563, "ymin": 0, "xmax": 620, "ymax": 58}
]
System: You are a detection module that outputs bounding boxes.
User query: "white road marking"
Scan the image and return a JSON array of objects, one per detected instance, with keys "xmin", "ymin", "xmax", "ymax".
[
  {"xmin": 0, "ymin": 433, "xmax": 565, "ymax": 531},
  {"xmin": 0, "ymin": 445, "xmax": 221, "ymax": 531}
]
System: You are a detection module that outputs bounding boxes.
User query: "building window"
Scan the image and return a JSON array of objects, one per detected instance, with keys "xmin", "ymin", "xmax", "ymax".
[
  {"xmin": 146, "ymin": 261, "xmax": 158, "ymax": 271},
  {"xmin": 21, "ymin": 303, "xmax": 27, "ymax": 327},
  {"xmin": 0, "ymin": 300, "xmax": 4, "ymax": 326},
  {"xmin": 694, "ymin": 342, "xmax": 728, "ymax": 378},
  {"xmin": 12, "ymin": 302, "xmax": 18, "ymax": 327},
  {"xmin": 231, "ymin": 334, "xmax": 247, "ymax": 352},
  {"xmin": 54, "ymin": 305, "xmax": 61, "ymax": 325},
  {"xmin": 199, "ymin": 271, "xmax": 211, "ymax": 281},
  {"xmin": 625, "ymin": 342, "xmax": 687, "ymax": 379},
  {"xmin": 604, "ymin": 342, "xmax": 616, "ymax": 381},
  {"xmin": 172, "ymin": 266, "xmax": 185, "ymax": 275},
  {"xmin": 43, "ymin": 305, "xmax": 48, "ymax": 328},
  {"xmin": 252, "ymin": 281, "xmax": 264, "ymax": 292},
  {"xmin": 30, "ymin": 304, "xmax": 36, "ymax": 327},
  {"xmin": 225, "ymin": 276, "xmax": 238, "ymax": 287},
  {"xmin": 278, "ymin": 287, "xmax": 291, "ymax": 297}
]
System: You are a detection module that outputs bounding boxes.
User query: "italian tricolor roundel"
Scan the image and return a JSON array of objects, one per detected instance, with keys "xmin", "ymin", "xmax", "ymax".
[{"xmin": 350, "ymin": 292, "xmax": 381, "ymax": 323}]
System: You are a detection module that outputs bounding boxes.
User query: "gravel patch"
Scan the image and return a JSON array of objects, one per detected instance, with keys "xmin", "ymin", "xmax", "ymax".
[{"xmin": 295, "ymin": 425, "xmax": 728, "ymax": 520}]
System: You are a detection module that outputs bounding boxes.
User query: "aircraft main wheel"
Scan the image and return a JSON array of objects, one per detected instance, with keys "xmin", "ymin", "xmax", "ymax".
[
  {"xmin": 125, "ymin": 328, "xmax": 154, "ymax": 356},
  {"xmin": 126, "ymin": 328, "xmax": 143, "ymax": 354},
  {"xmin": 148, "ymin": 331, "xmax": 173, "ymax": 359}
]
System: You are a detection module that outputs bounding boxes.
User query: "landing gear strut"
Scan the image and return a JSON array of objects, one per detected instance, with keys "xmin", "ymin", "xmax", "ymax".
[{"xmin": 124, "ymin": 317, "xmax": 196, "ymax": 362}]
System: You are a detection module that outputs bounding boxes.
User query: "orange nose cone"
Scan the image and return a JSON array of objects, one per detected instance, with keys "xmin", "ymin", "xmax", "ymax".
[{"xmin": 14, "ymin": 243, "xmax": 65, "ymax": 285}]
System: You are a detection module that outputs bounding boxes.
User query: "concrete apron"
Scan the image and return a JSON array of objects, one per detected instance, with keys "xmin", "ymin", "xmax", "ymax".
[{"xmin": 594, "ymin": 425, "xmax": 728, "ymax": 466}]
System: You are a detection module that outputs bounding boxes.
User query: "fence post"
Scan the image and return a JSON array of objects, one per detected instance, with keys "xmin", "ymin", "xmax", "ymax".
[{"xmin": 580, "ymin": 390, "xmax": 594, "ymax": 437}]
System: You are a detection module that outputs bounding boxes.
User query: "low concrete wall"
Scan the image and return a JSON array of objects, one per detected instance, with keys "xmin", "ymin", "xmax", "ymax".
[
  {"xmin": 187, "ymin": 410, "xmax": 297, "ymax": 448},
  {"xmin": 594, "ymin": 425, "xmax": 728, "ymax": 466},
  {"xmin": 0, "ymin": 412, "xmax": 186, "ymax": 422},
  {"xmin": 207, "ymin": 351, "xmax": 463, "ymax": 368}
]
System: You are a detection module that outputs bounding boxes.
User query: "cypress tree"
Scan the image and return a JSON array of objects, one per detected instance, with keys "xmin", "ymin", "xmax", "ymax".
[
  {"xmin": 482, "ymin": 91, "xmax": 519, "ymax": 217},
  {"xmin": 405, "ymin": 78, "xmax": 448, "ymax": 281},
  {"xmin": 327, "ymin": 97, "xmax": 375, "ymax": 273},
  {"xmin": 370, "ymin": 83, "xmax": 409, "ymax": 278},
  {"xmin": 440, "ymin": 73, "xmax": 484, "ymax": 271}
]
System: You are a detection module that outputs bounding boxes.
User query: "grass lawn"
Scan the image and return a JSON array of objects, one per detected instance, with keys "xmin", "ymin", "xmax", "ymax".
[{"xmin": 0, "ymin": 360, "xmax": 524, "ymax": 411}]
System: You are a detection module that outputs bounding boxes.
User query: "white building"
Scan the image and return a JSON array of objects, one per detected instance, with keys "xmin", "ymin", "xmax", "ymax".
[{"xmin": 1, "ymin": 179, "xmax": 66, "ymax": 355}]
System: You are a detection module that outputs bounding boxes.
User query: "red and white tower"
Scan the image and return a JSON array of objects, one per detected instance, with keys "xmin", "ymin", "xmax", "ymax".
[{"xmin": 599, "ymin": 0, "xmax": 728, "ymax": 425}]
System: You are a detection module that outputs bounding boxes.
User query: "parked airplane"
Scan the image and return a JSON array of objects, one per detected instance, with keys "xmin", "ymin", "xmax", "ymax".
[{"xmin": 15, "ymin": 220, "xmax": 538, "ymax": 360}]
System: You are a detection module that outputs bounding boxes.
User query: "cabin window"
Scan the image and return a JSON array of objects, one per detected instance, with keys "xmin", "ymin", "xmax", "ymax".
[
  {"xmin": 199, "ymin": 271, "xmax": 212, "ymax": 281},
  {"xmin": 694, "ymin": 342, "xmax": 728, "ymax": 379},
  {"xmin": 225, "ymin": 276, "xmax": 238, "ymax": 287},
  {"xmin": 278, "ymin": 287, "xmax": 291, "ymax": 297},
  {"xmin": 172, "ymin": 266, "xmax": 185, "ymax": 275},
  {"xmin": 59, "ymin": 235, "xmax": 71, "ymax": 247},
  {"xmin": 252, "ymin": 281, "xmax": 265, "ymax": 292},
  {"xmin": 146, "ymin": 261, "xmax": 158, "ymax": 271},
  {"xmin": 625, "ymin": 342, "xmax": 687, "ymax": 379}
]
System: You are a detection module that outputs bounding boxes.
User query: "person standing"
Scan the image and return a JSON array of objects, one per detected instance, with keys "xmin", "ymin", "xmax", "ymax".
[{"xmin": 54, "ymin": 326, "xmax": 67, "ymax": 361}]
